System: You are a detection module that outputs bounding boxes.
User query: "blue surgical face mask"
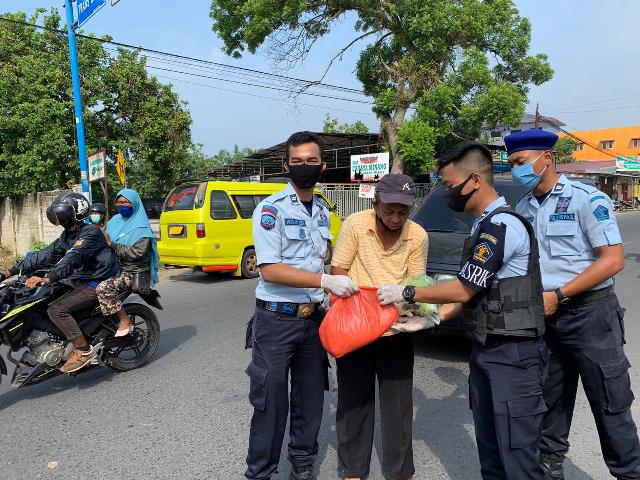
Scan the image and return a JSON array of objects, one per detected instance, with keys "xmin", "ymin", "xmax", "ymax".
[
  {"xmin": 511, "ymin": 152, "xmax": 547, "ymax": 191},
  {"xmin": 117, "ymin": 205, "xmax": 134, "ymax": 218}
]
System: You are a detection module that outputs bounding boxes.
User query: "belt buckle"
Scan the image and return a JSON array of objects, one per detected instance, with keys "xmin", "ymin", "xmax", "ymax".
[{"xmin": 297, "ymin": 303, "xmax": 314, "ymax": 318}]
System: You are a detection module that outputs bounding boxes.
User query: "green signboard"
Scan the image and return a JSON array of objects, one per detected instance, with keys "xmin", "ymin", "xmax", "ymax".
[
  {"xmin": 616, "ymin": 156, "xmax": 640, "ymax": 172},
  {"xmin": 499, "ymin": 151, "xmax": 508, "ymax": 161}
]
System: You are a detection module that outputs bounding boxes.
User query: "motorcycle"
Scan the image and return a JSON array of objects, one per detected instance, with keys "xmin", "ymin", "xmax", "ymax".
[{"xmin": 0, "ymin": 273, "xmax": 161, "ymax": 388}]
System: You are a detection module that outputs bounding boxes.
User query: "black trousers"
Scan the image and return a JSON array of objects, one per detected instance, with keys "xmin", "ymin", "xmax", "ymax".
[
  {"xmin": 469, "ymin": 335, "xmax": 549, "ymax": 480},
  {"xmin": 244, "ymin": 308, "xmax": 329, "ymax": 480},
  {"xmin": 541, "ymin": 292, "xmax": 640, "ymax": 479},
  {"xmin": 336, "ymin": 333, "xmax": 414, "ymax": 480},
  {"xmin": 47, "ymin": 285, "xmax": 97, "ymax": 341}
]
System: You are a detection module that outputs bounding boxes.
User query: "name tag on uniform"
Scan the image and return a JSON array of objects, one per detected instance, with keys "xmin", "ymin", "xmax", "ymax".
[
  {"xmin": 549, "ymin": 213, "xmax": 575, "ymax": 222},
  {"xmin": 285, "ymin": 218, "xmax": 306, "ymax": 226}
]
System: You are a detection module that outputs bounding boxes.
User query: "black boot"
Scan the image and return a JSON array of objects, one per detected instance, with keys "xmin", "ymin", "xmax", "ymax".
[
  {"xmin": 540, "ymin": 452, "xmax": 565, "ymax": 480},
  {"xmin": 290, "ymin": 464, "xmax": 315, "ymax": 480}
]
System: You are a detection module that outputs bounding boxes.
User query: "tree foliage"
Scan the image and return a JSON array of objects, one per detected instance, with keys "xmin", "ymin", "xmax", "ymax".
[
  {"xmin": 0, "ymin": 10, "xmax": 193, "ymax": 198},
  {"xmin": 554, "ymin": 137, "xmax": 577, "ymax": 164},
  {"xmin": 322, "ymin": 114, "xmax": 369, "ymax": 134},
  {"xmin": 210, "ymin": 0, "xmax": 553, "ymax": 174}
]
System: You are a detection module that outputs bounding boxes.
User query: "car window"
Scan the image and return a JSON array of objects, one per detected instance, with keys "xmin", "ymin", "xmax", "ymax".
[
  {"xmin": 210, "ymin": 191, "xmax": 237, "ymax": 220},
  {"xmin": 231, "ymin": 195, "xmax": 271, "ymax": 219},
  {"xmin": 412, "ymin": 182, "xmax": 527, "ymax": 234},
  {"xmin": 232, "ymin": 195, "xmax": 257, "ymax": 219},
  {"xmin": 164, "ymin": 183, "xmax": 202, "ymax": 211}
]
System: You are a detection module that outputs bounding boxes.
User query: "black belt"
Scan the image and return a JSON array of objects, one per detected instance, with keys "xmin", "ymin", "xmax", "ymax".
[
  {"xmin": 256, "ymin": 299, "xmax": 322, "ymax": 318},
  {"xmin": 562, "ymin": 287, "xmax": 612, "ymax": 309}
]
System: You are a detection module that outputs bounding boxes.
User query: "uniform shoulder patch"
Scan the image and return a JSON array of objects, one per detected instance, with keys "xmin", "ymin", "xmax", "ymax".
[
  {"xmin": 589, "ymin": 195, "xmax": 606, "ymax": 203},
  {"xmin": 593, "ymin": 204, "xmax": 610, "ymax": 222},
  {"xmin": 479, "ymin": 232, "xmax": 498, "ymax": 245},
  {"xmin": 473, "ymin": 242, "xmax": 493, "ymax": 263},
  {"xmin": 260, "ymin": 205, "xmax": 278, "ymax": 230}
]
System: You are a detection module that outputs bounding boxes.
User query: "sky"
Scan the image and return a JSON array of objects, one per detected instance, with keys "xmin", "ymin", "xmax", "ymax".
[{"xmin": 3, "ymin": 0, "xmax": 640, "ymax": 154}]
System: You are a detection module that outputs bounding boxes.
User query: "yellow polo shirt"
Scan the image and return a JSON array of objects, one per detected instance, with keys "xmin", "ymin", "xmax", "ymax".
[{"xmin": 331, "ymin": 208, "xmax": 428, "ymax": 293}]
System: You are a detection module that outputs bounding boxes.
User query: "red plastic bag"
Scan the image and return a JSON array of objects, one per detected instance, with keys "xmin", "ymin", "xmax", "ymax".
[{"xmin": 319, "ymin": 287, "xmax": 400, "ymax": 358}]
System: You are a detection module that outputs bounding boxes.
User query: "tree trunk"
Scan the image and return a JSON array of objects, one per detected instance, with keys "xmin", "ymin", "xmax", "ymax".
[{"xmin": 382, "ymin": 106, "xmax": 409, "ymax": 174}]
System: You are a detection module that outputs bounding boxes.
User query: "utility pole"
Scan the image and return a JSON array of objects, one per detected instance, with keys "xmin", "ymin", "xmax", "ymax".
[
  {"xmin": 64, "ymin": 0, "xmax": 91, "ymax": 202},
  {"xmin": 534, "ymin": 102, "xmax": 541, "ymax": 129}
]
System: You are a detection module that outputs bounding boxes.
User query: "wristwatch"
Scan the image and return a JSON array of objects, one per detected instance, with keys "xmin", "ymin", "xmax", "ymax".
[
  {"xmin": 554, "ymin": 288, "xmax": 570, "ymax": 305},
  {"xmin": 402, "ymin": 285, "xmax": 416, "ymax": 304}
]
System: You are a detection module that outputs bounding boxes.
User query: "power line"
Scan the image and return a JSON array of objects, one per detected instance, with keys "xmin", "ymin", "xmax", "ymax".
[
  {"xmin": 542, "ymin": 115, "xmax": 624, "ymax": 159},
  {"xmin": 152, "ymin": 73, "xmax": 377, "ymax": 116},
  {"xmin": 145, "ymin": 65, "xmax": 373, "ymax": 104},
  {"xmin": 0, "ymin": 16, "xmax": 366, "ymax": 97},
  {"xmin": 548, "ymin": 104, "xmax": 640, "ymax": 115},
  {"xmin": 546, "ymin": 92, "xmax": 640, "ymax": 114}
]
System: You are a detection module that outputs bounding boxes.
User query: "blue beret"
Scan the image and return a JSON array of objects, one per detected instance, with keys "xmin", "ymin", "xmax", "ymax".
[{"xmin": 504, "ymin": 129, "xmax": 558, "ymax": 155}]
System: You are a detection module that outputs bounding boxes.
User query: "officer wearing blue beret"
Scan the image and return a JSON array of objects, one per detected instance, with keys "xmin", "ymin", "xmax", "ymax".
[
  {"xmin": 245, "ymin": 131, "xmax": 359, "ymax": 480},
  {"xmin": 505, "ymin": 129, "xmax": 640, "ymax": 479}
]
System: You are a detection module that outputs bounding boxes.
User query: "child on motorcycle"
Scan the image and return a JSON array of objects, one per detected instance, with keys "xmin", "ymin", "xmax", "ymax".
[
  {"xmin": 89, "ymin": 202, "xmax": 107, "ymax": 227},
  {"xmin": 96, "ymin": 189, "xmax": 159, "ymax": 337}
]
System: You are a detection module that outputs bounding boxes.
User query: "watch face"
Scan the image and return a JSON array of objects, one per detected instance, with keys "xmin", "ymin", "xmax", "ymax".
[{"xmin": 403, "ymin": 286, "xmax": 415, "ymax": 302}]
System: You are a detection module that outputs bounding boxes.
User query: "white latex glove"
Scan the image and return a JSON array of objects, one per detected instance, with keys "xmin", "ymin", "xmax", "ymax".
[
  {"xmin": 321, "ymin": 274, "xmax": 359, "ymax": 298},
  {"xmin": 391, "ymin": 312, "xmax": 440, "ymax": 333},
  {"xmin": 377, "ymin": 284, "xmax": 404, "ymax": 305}
]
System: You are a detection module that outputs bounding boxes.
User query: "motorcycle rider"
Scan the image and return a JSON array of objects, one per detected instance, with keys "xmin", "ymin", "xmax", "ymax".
[{"xmin": 0, "ymin": 192, "xmax": 120, "ymax": 373}]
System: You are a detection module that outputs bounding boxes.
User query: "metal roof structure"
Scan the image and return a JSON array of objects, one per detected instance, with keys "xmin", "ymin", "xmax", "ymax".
[{"xmin": 208, "ymin": 132, "xmax": 382, "ymax": 180}]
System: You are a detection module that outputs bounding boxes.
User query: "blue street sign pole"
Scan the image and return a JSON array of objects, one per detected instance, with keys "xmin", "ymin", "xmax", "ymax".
[{"xmin": 64, "ymin": 0, "xmax": 91, "ymax": 202}]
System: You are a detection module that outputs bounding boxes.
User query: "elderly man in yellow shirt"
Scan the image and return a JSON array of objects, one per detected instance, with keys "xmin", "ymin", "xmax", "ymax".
[{"xmin": 330, "ymin": 173, "xmax": 429, "ymax": 480}]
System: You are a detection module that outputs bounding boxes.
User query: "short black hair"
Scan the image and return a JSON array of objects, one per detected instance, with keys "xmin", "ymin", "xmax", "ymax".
[
  {"xmin": 284, "ymin": 131, "xmax": 325, "ymax": 163},
  {"xmin": 437, "ymin": 141, "xmax": 494, "ymax": 185}
]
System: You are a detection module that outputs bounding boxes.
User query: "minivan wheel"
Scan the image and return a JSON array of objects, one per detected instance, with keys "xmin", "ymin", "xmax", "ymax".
[{"xmin": 241, "ymin": 248, "xmax": 259, "ymax": 279}]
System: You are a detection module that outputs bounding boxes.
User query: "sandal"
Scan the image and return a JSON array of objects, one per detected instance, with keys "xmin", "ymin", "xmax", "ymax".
[{"xmin": 114, "ymin": 323, "xmax": 134, "ymax": 337}]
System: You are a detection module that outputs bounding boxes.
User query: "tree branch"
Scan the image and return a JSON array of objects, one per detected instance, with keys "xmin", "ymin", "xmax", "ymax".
[{"xmin": 293, "ymin": 29, "xmax": 380, "ymax": 97}]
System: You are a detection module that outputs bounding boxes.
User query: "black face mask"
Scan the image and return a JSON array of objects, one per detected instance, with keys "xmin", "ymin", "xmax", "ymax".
[
  {"xmin": 445, "ymin": 174, "xmax": 477, "ymax": 212},
  {"xmin": 288, "ymin": 164, "xmax": 322, "ymax": 190}
]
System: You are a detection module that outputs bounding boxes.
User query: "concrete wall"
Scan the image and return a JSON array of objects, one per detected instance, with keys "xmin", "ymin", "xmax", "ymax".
[{"xmin": 0, "ymin": 190, "xmax": 65, "ymax": 255}]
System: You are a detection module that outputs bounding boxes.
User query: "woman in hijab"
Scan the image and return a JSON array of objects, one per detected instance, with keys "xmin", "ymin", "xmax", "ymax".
[{"xmin": 96, "ymin": 189, "xmax": 159, "ymax": 337}]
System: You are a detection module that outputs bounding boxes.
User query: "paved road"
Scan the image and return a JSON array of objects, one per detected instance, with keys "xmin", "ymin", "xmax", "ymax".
[{"xmin": 1, "ymin": 212, "xmax": 639, "ymax": 479}]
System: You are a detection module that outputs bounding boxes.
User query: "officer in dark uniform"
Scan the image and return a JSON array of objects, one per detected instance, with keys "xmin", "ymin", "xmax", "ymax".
[
  {"xmin": 506, "ymin": 129, "xmax": 640, "ymax": 479},
  {"xmin": 245, "ymin": 131, "xmax": 358, "ymax": 480},
  {"xmin": 378, "ymin": 141, "xmax": 548, "ymax": 479}
]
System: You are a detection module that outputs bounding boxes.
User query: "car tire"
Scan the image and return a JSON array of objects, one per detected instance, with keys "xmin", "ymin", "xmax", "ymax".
[{"xmin": 241, "ymin": 248, "xmax": 259, "ymax": 279}]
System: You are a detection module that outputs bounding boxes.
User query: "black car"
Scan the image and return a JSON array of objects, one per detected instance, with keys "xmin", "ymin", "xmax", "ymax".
[{"xmin": 411, "ymin": 177, "xmax": 528, "ymax": 334}]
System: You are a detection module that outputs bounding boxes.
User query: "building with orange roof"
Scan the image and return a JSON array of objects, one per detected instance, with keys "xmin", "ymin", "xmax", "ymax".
[{"xmin": 560, "ymin": 125, "xmax": 640, "ymax": 162}]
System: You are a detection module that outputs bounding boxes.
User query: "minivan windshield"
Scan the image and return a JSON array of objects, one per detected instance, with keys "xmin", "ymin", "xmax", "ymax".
[
  {"xmin": 164, "ymin": 183, "xmax": 202, "ymax": 211},
  {"xmin": 412, "ymin": 182, "xmax": 527, "ymax": 233}
]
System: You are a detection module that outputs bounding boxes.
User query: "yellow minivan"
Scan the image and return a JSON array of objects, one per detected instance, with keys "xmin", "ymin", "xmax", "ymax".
[{"xmin": 158, "ymin": 180, "xmax": 342, "ymax": 278}]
